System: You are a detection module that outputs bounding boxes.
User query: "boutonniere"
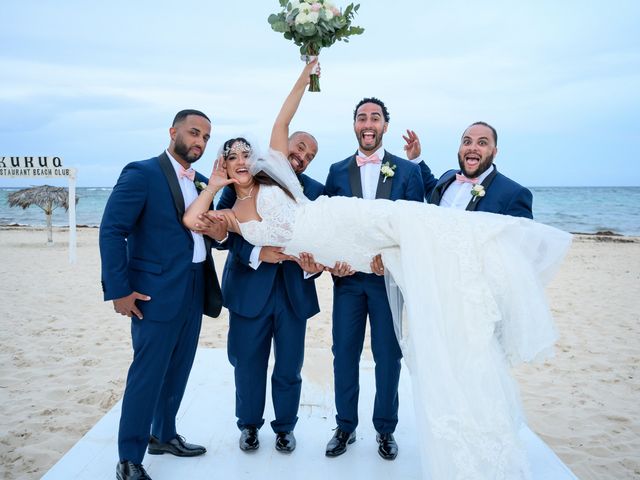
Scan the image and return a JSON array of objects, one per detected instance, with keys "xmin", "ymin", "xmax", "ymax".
[
  {"xmin": 470, "ymin": 184, "xmax": 486, "ymax": 202},
  {"xmin": 194, "ymin": 180, "xmax": 207, "ymax": 191},
  {"xmin": 380, "ymin": 161, "xmax": 396, "ymax": 183}
]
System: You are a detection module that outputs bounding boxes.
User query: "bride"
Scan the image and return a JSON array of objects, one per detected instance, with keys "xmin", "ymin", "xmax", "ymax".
[{"xmin": 184, "ymin": 62, "xmax": 573, "ymax": 480}]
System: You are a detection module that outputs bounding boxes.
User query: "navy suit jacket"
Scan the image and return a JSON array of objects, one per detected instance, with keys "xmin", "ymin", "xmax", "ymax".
[
  {"xmin": 324, "ymin": 151, "xmax": 424, "ymax": 286},
  {"xmin": 416, "ymin": 160, "xmax": 438, "ymax": 200},
  {"xmin": 299, "ymin": 172, "xmax": 324, "ymax": 198},
  {"xmin": 216, "ymin": 174, "xmax": 323, "ymax": 319},
  {"xmin": 324, "ymin": 151, "xmax": 425, "ymax": 201},
  {"xmin": 99, "ymin": 152, "xmax": 223, "ymax": 320},
  {"xmin": 428, "ymin": 166, "xmax": 533, "ymax": 219}
]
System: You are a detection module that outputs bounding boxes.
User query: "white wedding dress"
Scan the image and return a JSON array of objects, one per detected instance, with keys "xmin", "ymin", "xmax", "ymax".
[{"xmin": 238, "ymin": 151, "xmax": 574, "ymax": 480}]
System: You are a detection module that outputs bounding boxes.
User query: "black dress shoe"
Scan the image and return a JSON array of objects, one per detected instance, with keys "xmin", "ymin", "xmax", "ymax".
[
  {"xmin": 275, "ymin": 431, "xmax": 296, "ymax": 453},
  {"xmin": 147, "ymin": 435, "xmax": 206, "ymax": 457},
  {"xmin": 325, "ymin": 428, "xmax": 356, "ymax": 457},
  {"xmin": 376, "ymin": 432, "xmax": 398, "ymax": 460},
  {"xmin": 116, "ymin": 460, "xmax": 151, "ymax": 480},
  {"xmin": 239, "ymin": 426, "xmax": 259, "ymax": 452}
]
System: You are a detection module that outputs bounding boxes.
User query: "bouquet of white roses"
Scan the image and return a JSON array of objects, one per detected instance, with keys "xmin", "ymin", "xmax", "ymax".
[{"xmin": 268, "ymin": 0, "xmax": 364, "ymax": 92}]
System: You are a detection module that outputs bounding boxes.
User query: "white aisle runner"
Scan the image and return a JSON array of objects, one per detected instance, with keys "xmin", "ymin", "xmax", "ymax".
[{"xmin": 42, "ymin": 348, "xmax": 577, "ymax": 480}]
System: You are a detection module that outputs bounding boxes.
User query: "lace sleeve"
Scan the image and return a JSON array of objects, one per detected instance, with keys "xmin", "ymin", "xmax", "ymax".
[{"xmin": 238, "ymin": 185, "xmax": 298, "ymax": 247}]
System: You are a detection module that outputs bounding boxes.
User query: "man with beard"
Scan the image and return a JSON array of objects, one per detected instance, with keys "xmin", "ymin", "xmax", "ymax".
[
  {"xmin": 214, "ymin": 131, "xmax": 323, "ymax": 455},
  {"xmin": 100, "ymin": 110, "xmax": 225, "ymax": 480},
  {"xmin": 285, "ymin": 130, "xmax": 324, "ymax": 198},
  {"xmin": 323, "ymin": 97, "xmax": 424, "ymax": 461},
  {"xmin": 212, "ymin": 63, "xmax": 325, "ymax": 455},
  {"xmin": 428, "ymin": 122, "xmax": 533, "ymax": 218}
]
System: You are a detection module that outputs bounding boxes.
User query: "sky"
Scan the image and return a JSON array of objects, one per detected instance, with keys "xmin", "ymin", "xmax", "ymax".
[{"xmin": 1, "ymin": 0, "xmax": 639, "ymax": 187}]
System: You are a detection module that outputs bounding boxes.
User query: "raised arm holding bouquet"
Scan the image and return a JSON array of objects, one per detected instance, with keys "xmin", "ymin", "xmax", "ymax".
[{"xmin": 268, "ymin": 0, "xmax": 364, "ymax": 91}]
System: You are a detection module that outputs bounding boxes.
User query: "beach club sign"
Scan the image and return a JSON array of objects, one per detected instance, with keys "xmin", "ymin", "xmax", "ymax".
[
  {"xmin": 0, "ymin": 156, "xmax": 73, "ymax": 177},
  {"xmin": 1, "ymin": 156, "xmax": 78, "ymax": 264}
]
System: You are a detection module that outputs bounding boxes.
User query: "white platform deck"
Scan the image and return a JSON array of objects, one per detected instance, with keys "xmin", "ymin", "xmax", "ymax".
[{"xmin": 42, "ymin": 348, "xmax": 577, "ymax": 479}]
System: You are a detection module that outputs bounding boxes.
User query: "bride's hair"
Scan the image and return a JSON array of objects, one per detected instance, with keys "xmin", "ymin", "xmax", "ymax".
[{"xmin": 222, "ymin": 137, "xmax": 296, "ymax": 202}]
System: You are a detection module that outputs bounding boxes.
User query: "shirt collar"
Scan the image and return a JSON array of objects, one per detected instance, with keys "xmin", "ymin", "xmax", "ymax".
[
  {"xmin": 460, "ymin": 164, "xmax": 494, "ymax": 183},
  {"xmin": 166, "ymin": 149, "xmax": 192, "ymax": 177},
  {"xmin": 357, "ymin": 145, "xmax": 385, "ymax": 161}
]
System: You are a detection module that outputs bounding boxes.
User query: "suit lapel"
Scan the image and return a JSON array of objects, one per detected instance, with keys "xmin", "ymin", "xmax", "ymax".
[
  {"xmin": 348, "ymin": 154, "xmax": 363, "ymax": 198},
  {"xmin": 375, "ymin": 151, "xmax": 393, "ymax": 200},
  {"xmin": 465, "ymin": 166, "xmax": 498, "ymax": 211},
  {"xmin": 430, "ymin": 172, "xmax": 457, "ymax": 205},
  {"xmin": 158, "ymin": 152, "xmax": 186, "ymax": 218}
]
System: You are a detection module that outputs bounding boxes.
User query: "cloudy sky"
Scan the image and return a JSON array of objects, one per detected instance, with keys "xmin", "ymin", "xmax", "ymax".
[{"xmin": 1, "ymin": 0, "xmax": 639, "ymax": 187}]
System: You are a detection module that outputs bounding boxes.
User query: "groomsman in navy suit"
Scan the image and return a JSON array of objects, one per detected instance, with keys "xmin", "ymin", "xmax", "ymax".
[
  {"xmin": 428, "ymin": 122, "xmax": 533, "ymax": 218},
  {"xmin": 323, "ymin": 98, "xmax": 425, "ymax": 461},
  {"xmin": 100, "ymin": 110, "xmax": 224, "ymax": 480},
  {"xmin": 216, "ymin": 131, "xmax": 323, "ymax": 454}
]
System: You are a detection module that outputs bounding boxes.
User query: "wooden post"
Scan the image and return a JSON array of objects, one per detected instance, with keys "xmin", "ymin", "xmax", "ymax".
[{"xmin": 68, "ymin": 168, "xmax": 77, "ymax": 264}]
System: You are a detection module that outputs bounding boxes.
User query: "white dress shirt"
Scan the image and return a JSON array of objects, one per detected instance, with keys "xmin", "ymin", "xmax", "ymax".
[
  {"xmin": 440, "ymin": 165, "xmax": 495, "ymax": 210},
  {"xmin": 166, "ymin": 150, "xmax": 206, "ymax": 263},
  {"xmin": 358, "ymin": 146, "xmax": 386, "ymax": 200}
]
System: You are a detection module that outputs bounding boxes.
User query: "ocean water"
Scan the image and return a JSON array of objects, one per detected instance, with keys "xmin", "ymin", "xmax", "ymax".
[{"xmin": 0, "ymin": 186, "xmax": 638, "ymax": 236}]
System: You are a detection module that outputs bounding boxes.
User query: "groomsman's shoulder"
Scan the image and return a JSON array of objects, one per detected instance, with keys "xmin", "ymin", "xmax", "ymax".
[
  {"xmin": 488, "ymin": 170, "xmax": 533, "ymax": 218},
  {"xmin": 329, "ymin": 154, "xmax": 356, "ymax": 171},
  {"xmin": 114, "ymin": 157, "xmax": 158, "ymax": 185},
  {"xmin": 493, "ymin": 171, "xmax": 531, "ymax": 197},
  {"xmin": 300, "ymin": 173, "xmax": 324, "ymax": 193},
  {"xmin": 120, "ymin": 155, "xmax": 164, "ymax": 174}
]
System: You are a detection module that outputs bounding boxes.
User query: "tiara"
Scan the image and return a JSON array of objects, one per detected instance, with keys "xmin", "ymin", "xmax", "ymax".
[{"xmin": 223, "ymin": 140, "xmax": 252, "ymax": 157}]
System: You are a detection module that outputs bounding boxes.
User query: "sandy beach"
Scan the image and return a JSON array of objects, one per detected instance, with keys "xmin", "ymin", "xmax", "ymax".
[{"xmin": 0, "ymin": 226, "xmax": 638, "ymax": 479}]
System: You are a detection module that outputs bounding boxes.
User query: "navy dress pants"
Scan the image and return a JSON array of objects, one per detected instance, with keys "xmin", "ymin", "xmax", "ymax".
[
  {"xmin": 227, "ymin": 268, "xmax": 307, "ymax": 433},
  {"xmin": 118, "ymin": 263, "xmax": 204, "ymax": 463}
]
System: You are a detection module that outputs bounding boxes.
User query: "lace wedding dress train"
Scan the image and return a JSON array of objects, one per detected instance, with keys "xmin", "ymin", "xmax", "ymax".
[{"xmin": 239, "ymin": 151, "xmax": 573, "ymax": 479}]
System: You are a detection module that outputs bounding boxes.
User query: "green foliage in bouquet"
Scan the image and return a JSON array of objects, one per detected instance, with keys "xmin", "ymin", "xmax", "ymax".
[{"xmin": 268, "ymin": 0, "xmax": 364, "ymax": 91}]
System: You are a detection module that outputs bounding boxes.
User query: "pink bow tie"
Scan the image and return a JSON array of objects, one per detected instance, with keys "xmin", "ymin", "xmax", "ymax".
[
  {"xmin": 455, "ymin": 173, "xmax": 479, "ymax": 184},
  {"xmin": 356, "ymin": 154, "xmax": 381, "ymax": 167},
  {"xmin": 179, "ymin": 166, "xmax": 195, "ymax": 181}
]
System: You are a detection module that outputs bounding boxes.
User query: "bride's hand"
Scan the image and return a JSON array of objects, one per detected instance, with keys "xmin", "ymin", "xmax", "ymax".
[
  {"xmin": 207, "ymin": 155, "xmax": 238, "ymax": 193},
  {"xmin": 299, "ymin": 57, "xmax": 320, "ymax": 86}
]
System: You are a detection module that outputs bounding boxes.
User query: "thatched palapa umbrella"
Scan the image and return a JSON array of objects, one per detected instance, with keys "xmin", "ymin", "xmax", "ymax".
[{"xmin": 8, "ymin": 185, "xmax": 78, "ymax": 245}]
